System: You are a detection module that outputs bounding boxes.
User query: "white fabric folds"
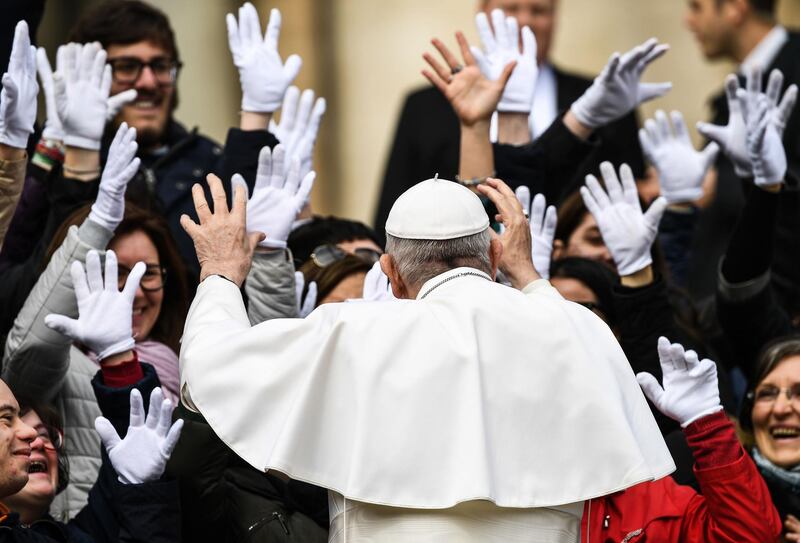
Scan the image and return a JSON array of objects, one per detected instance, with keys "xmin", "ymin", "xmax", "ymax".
[{"xmin": 180, "ymin": 269, "xmax": 674, "ymax": 509}]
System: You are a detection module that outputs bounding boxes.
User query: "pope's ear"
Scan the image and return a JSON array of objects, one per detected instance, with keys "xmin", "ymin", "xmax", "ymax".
[
  {"xmin": 489, "ymin": 237, "xmax": 503, "ymax": 279},
  {"xmin": 380, "ymin": 254, "xmax": 406, "ymax": 299}
]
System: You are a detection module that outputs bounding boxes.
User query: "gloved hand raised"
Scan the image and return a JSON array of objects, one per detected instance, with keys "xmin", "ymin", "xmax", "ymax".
[
  {"xmin": 88, "ymin": 123, "xmax": 140, "ymax": 232},
  {"xmin": 295, "ymin": 271, "xmax": 317, "ymax": 317},
  {"xmin": 95, "ymin": 387, "xmax": 183, "ymax": 484},
  {"xmin": 471, "ymin": 9, "xmax": 537, "ymax": 113},
  {"xmin": 362, "ymin": 261, "xmax": 396, "ymax": 301},
  {"xmin": 268, "ymin": 86, "xmax": 326, "ymax": 183},
  {"xmin": 0, "ymin": 21, "xmax": 38, "ymax": 149},
  {"xmin": 580, "ymin": 162, "xmax": 667, "ymax": 276},
  {"xmin": 53, "ymin": 42, "xmax": 111, "ymax": 150},
  {"xmin": 38, "ymin": 46, "xmax": 136, "ymax": 142},
  {"xmin": 570, "ymin": 38, "xmax": 671, "ymax": 129},
  {"xmin": 639, "ymin": 110, "xmax": 719, "ymax": 204},
  {"xmin": 696, "ymin": 68, "xmax": 797, "ymax": 178},
  {"xmin": 637, "ymin": 337, "xmax": 722, "ymax": 427},
  {"xmin": 515, "ymin": 187, "xmax": 556, "ymax": 280},
  {"xmin": 226, "ymin": 3, "xmax": 302, "ymax": 113},
  {"xmin": 45, "ymin": 250, "xmax": 144, "ymax": 361},
  {"xmin": 231, "ymin": 144, "xmax": 315, "ymax": 249}
]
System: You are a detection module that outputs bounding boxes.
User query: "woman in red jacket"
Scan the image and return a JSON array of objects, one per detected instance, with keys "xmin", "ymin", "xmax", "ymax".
[{"xmin": 581, "ymin": 337, "xmax": 782, "ymax": 543}]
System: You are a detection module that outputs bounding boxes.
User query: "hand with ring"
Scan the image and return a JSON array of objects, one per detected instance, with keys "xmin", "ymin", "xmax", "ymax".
[{"xmin": 422, "ymin": 32, "xmax": 516, "ymax": 127}]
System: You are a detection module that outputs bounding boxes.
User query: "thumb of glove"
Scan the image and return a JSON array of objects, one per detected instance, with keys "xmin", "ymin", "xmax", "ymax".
[
  {"xmin": 636, "ymin": 372, "xmax": 665, "ymax": 407},
  {"xmin": 44, "ymin": 314, "xmax": 79, "ymax": 338},
  {"xmin": 107, "ymin": 89, "xmax": 137, "ymax": 120},
  {"xmin": 94, "ymin": 416, "xmax": 121, "ymax": 451},
  {"xmin": 695, "ymin": 121, "xmax": 726, "ymax": 147},
  {"xmin": 52, "ymin": 72, "xmax": 68, "ymax": 119}
]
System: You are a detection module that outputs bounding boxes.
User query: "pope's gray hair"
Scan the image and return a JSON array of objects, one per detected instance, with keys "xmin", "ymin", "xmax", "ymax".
[{"xmin": 385, "ymin": 228, "xmax": 493, "ymax": 289}]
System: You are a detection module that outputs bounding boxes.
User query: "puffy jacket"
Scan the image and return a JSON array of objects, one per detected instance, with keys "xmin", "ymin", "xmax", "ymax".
[{"xmin": 580, "ymin": 411, "xmax": 781, "ymax": 543}]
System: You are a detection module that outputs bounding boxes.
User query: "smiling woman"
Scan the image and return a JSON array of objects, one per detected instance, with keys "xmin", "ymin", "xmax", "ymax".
[{"xmin": 740, "ymin": 336, "xmax": 800, "ymax": 531}]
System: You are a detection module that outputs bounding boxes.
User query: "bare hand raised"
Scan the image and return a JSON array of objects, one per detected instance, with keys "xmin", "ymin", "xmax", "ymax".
[{"xmin": 180, "ymin": 174, "xmax": 265, "ymax": 287}]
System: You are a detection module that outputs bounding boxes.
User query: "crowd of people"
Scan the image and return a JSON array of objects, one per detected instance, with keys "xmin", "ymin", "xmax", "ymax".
[{"xmin": 0, "ymin": 0, "xmax": 797, "ymax": 541}]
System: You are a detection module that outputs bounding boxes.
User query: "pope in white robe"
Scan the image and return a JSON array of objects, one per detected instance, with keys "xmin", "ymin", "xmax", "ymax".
[{"xmin": 178, "ymin": 175, "xmax": 674, "ymax": 542}]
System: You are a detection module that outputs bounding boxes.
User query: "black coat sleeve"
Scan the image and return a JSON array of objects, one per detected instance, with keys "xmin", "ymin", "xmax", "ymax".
[{"xmin": 220, "ymin": 128, "xmax": 280, "ymax": 192}]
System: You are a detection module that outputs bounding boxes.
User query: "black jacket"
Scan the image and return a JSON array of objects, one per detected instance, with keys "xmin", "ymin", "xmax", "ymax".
[
  {"xmin": 688, "ymin": 30, "xmax": 800, "ymax": 304},
  {"xmin": 373, "ymin": 66, "xmax": 644, "ymax": 241}
]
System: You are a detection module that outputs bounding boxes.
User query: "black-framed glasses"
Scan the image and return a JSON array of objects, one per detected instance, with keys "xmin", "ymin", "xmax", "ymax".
[
  {"xmin": 309, "ymin": 244, "xmax": 382, "ymax": 268},
  {"xmin": 107, "ymin": 56, "xmax": 182, "ymax": 85},
  {"xmin": 747, "ymin": 384, "xmax": 800, "ymax": 405},
  {"xmin": 36, "ymin": 424, "xmax": 64, "ymax": 452},
  {"xmin": 118, "ymin": 264, "xmax": 167, "ymax": 292}
]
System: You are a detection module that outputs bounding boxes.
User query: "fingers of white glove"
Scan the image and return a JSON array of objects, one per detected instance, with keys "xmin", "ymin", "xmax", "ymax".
[
  {"xmin": 470, "ymin": 46, "xmax": 491, "ymax": 77},
  {"xmin": 656, "ymin": 336, "xmax": 673, "ymax": 369},
  {"xmin": 542, "ymin": 205, "xmax": 557, "ymax": 239},
  {"xmin": 639, "ymin": 42, "xmax": 669, "ymax": 70},
  {"xmin": 643, "ymin": 117, "xmax": 661, "ymax": 146},
  {"xmin": 94, "ymin": 416, "xmax": 121, "ymax": 451},
  {"xmin": 514, "ymin": 185, "xmax": 531, "ymax": 212},
  {"xmin": 504, "ymin": 16, "xmax": 519, "ymax": 52},
  {"xmin": 1, "ymin": 74, "xmax": 18, "ymax": 107},
  {"xmin": 9, "ymin": 21, "xmax": 30, "ymax": 66},
  {"xmin": 278, "ymin": 86, "xmax": 300, "ymax": 131},
  {"xmin": 285, "ymin": 157, "xmax": 302, "ymax": 194},
  {"xmin": 619, "ymin": 41, "xmax": 647, "ymax": 71},
  {"xmin": 474, "ymin": 12, "xmax": 496, "ymax": 53},
  {"xmin": 89, "ymin": 47, "xmax": 107, "ymax": 87},
  {"xmin": 253, "ymin": 145, "xmax": 273, "ymax": 190},
  {"xmin": 157, "ymin": 396, "xmax": 174, "ymax": 436},
  {"xmin": 777, "ymin": 85, "xmax": 798, "ymax": 128},
  {"xmin": 585, "ymin": 173, "xmax": 611, "ymax": 208},
  {"xmin": 695, "ymin": 121, "xmax": 726, "ymax": 146},
  {"xmin": 242, "ymin": 3, "xmax": 262, "ymax": 46},
  {"xmin": 599, "ymin": 52, "xmax": 621, "ymax": 82},
  {"xmin": 85, "ymin": 250, "xmax": 103, "ymax": 292},
  {"xmin": 638, "ymin": 128, "xmax": 654, "ymax": 161},
  {"xmin": 301, "ymin": 281, "xmax": 317, "ymax": 316},
  {"xmin": 294, "ymin": 271, "xmax": 305, "ymax": 304},
  {"xmin": 700, "ymin": 142, "xmax": 720, "ymax": 171},
  {"xmin": 724, "ymin": 74, "xmax": 741, "ymax": 113},
  {"xmin": 306, "ymin": 97, "xmax": 326, "ymax": 138},
  {"xmin": 107, "ymin": 89, "xmax": 137, "ymax": 119},
  {"xmin": 669, "ymin": 342, "xmax": 687, "ymax": 371},
  {"xmin": 690, "ymin": 358, "xmax": 718, "ymax": 380},
  {"xmin": 282, "ymin": 54, "xmax": 302, "ymax": 84},
  {"xmin": 491, "ymin": 10, "xmax": 509, "ymax": 50},
  {"xmin": 225, "ymin": 13, "xmax": 241, "ymax": 57},
  {"xmin": 161, "ymin": 418, "xmax": 184, "ymax": 459},
  {"xmin": 100, "ymin": 63, "xmax": 112, "ymax": 100},
  {"xmin": 36, "ymin": 47, "xmax": 53, "ymax": 84},
  {"xmin": 619, "ymin": 164, "xmax": 641, "ymax": 209},
  {"xmin": 103, "ymin": 249, "xmax": 118, "ymax": 292},
  {"xmin": 636, "ymin": 372, "xmax": 665, "ymax": 407},
  {"xmin": 108, "ymin": 120, "xmax": 126, "ymax": 152},
  {"xmin": 746, "ymin": 65, "xmax": 763, "ymax": 96},
  {"xmin": 231, "ymin": 174, "xmax": 250, "ymax": 203},
  {"xmin": 235, "ymin": 5, "xmax": 250, "ymax": 50},
  {"xmin": 669, "ymin": 110, "xmax": 691, "ymax": 144},
  {"xmin": 736, "ymin": 88, "xmax": 752, "ymax": 122},
  {"xmin": 683, "ymin": 349, "xmax": 700, "ymax": 370},
  {"xmin": 129, "ymin": 388, "xmax": 145, "ymax": 427},
  {"xmin": 294, "ymin": 89, "xmax": 315, "ymax": 131},
  {"xmin": 579, "ymin": 183, "xmax": 602, "ymax": 218},
  {"xmin": 264, "ymin": 8, "xmax": 282, "ymax": 51},
  {"xmin": 521, "ymin": 26, "xmax": 537, "ymax": 60},
  {"xmin": 643, "ymin": 196, "xmax": 667, "ymax": 231},
  {"xmin": 270, "ymin": 145, "xmax": 287, "ymax": 186},
  {"xmin": 654, "ymin": 110, "xmax": 671, "ymax": 142},
  {"xmin": 599, "ymin": 162, "xmax": 623, "ymax": 203},
  {"xmin": 122, "ymin": 261, "xmax": 146, "ymax": 300},
  {"xmin": 117, "ymin": 156, "xmax": 141, "ymax": 187},
  {"xmin": 530, "ymin": 193, "xmax": 546, "ymax": 232},
  {"xmin": 69, "ymin": 258, "xmax": 90, "ymax": 302},
  {"xmin": 296, "ymin": 171, "xmax": 315, "ymax": 207},
  {"xmin": 44, "ymin": 314, "xmax": 79, "ymax": 337},
  {"xmin": 637, "ymin": 82, "xmax": 673, "ymax": 103},
  {"xmin": 52, "ymin": 73, "xmax": 68, "ymax": 118},
  {"xmin": 765, "ymin": 69, "xmax": 784, "ymax": 106},
  {"xmin": 146, "ymin": 388, "xmax": 164, "ymax": 430}
]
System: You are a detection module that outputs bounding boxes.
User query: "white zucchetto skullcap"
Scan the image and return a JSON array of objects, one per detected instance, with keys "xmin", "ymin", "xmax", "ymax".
[{"xmin": 385, "ymin": 177, "xmax": 490, "ymax": 240}]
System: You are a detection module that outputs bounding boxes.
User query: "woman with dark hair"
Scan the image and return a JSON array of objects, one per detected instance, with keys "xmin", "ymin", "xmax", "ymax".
[
  {"xmin": 549, "ymin": 257, "xmax": 618, "ymax": 325},
  {"xmin": 739, "ymin": 336, "xmax": 800, "ymax": 539},
  {"xmin": 299, "ymin": 253, "xmax": 375, "ymax": 307}
]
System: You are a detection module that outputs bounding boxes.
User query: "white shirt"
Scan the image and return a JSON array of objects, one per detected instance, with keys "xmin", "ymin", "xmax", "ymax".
[
  {"xmin": 740, "ymin": 25, "xmax": 788, "ymax": 74},
  {"xmin": 180, "ymin": 268, "xmax": 674, "ymax": 509}
]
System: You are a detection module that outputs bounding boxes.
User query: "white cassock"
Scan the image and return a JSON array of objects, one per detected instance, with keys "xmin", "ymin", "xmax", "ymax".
[{"xmin": 180, "ymin": 267, "xmax": 675, "ymax": 542}]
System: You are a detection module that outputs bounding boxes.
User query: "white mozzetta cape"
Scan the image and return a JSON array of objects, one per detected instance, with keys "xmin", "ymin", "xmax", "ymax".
[{"xmin": 180, "ymin": 268, "xmax": 674, "ymax": 509}]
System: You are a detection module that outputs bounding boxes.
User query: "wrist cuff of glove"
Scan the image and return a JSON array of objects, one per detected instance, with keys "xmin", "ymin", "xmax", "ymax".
[
  {"xmin": 615, "ymin": 255, "xmax": 653, "ymax": 277},
  {"xmin": 680, "ymin": 405, "xmax": 724, "ymax": 428},
  {"xmin": 64, "ymin": 134, "xmax": 101, "ymax": 151},
  {"xmin": 733, "ymin": 164, "xmax": 753, "ymax": 178},
  {"xmin": 0, "ymin": 131, "xmax": 30, "ymax": 149},
  {"xmin": 755, "ymin": 175, "xmax": 785, "ymax": 188},
  {"xmin": 42, "ymin": 126, "xmax": 65, "ymax": 143},
  {"xmin": 497, "ymin": 101, "xmax": 533, "ymax": 114},
  {"xmin": 88, "ymin": 207, "xmax": 121, "ymax": 233},
  {"xmin": 568, "ymin": 102, "xmax": 601, "ymax": 130},
  {"xmin": 96, "ymin": 337, "xmax": 136, "ymax": 362},
  {"xmin": 258, "ymin": 238, "xmax": 288, "ymax": 249}
]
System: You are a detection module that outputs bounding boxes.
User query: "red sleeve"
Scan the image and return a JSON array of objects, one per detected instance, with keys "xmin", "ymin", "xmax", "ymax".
[
  {"xmin": 100, "ymin": 351, "xmax": 144, "ymax": 388},
  {"xmin": 679, "ymin": 411, "xmax": 782, "ymax": 543}
]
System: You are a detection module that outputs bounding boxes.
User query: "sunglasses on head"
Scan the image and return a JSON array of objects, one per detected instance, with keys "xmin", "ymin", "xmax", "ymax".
[{"xmin": 308, "ymin": 244, "xmax": 382, "ymax": 268}]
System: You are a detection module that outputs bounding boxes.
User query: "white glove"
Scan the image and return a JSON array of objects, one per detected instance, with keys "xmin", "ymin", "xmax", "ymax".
[
  {"xmin": 231, "ymin": 144, "xmax": 314, "ymax": 249},
  {"xmin": 636, "ymin": 337, "xmax": 722, "ymax": 427},
  {"xmin": 269, "ymin": 86, "xmax": 326, "ymax": 182},
  {"xmin": 0, "ymin": 21, "xmax": 37, "ymax": 149},
  {"xmin": 515, "ymin": 187, "xmax": 556, "ymax": 280},
  {"xmin": 45, "ymin": 250, "xmax": 144, "ymax": 361},
  {"xmin": 570, "ymin": 38, "xmax": 671, "ymax": 129},
  {"xmin": 226, "ymin": 3, "xmax": 302, "ymax": 113},
  {"xmin": 580, "ymin": 162, "xmax": 667, "ymax": 276},
  {"xmin": 95, "ymin": 387, "xmax": 183, "ymax": 484},
  {"xmin": 738, "ymin": 90, "xmax": 787, "ymax": 188},
  {"xmin": 639, "ymin": 110, "xmax": 719, "ymax": 204},
  {"xmin": 88, "ymin": 123, "xmax": 140, "ymax": 232},
  {"xmin": 697, "ymin": 69, "xmax": 797, "ymax": 178},
  {"xmin": 38, "ymin": 46, "xmax": 136, "ymax": 142},
  {"xmin": 295, "ymin": 271, "xmax": 317, "ymax": 317},
  {"xmin": 471, "ymin": 10, "xmax": 538, "ymax": 113},
  {"xmin": 362, "ymin": 261, "xmax": 395, "ymax": 301},
  {"xmin": 53, "ymin": 42, "xmax": 111, "ymax": 150}
]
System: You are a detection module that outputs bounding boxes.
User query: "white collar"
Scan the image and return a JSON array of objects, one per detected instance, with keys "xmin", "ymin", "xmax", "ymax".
[
  {"xmin": 741, "ymin": 25, "xmax": 788, "ymax": 74},
  {"xmin": 416, "ymin": 267, "xmax": 492, "ymax": 300}
]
